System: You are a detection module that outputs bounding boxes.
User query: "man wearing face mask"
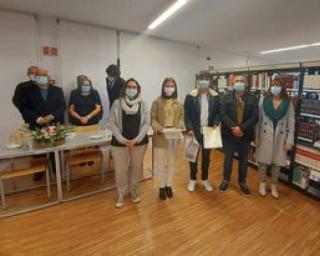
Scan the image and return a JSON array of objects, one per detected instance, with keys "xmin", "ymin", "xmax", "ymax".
[
  {"xmin": 69, "ymin": 76, "xmax": 102, "ymax": 126},
  {"xmin": 12, "ymin": 66, "xmax": 38, "ymax": 113},
  {"xmin": 106, "ymin": 64, "xmax": 126, "ymax": 109},
  {"xmin": 184, "ymin": 71, "xmax": 220, "ymax": 192},
  {"xmin": 255, "ymin": 75, "xmax": 295, "ymax": 199},
  {"xmin": 219, "ymin": 74, "xmax": 259, "ymax": 196},
  {"xmin": 19, "ymin": 68, "xmax": 66, "ymax": 130}
]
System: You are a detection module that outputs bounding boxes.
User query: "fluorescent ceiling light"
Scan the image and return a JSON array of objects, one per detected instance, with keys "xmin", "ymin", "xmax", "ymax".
[
  {"xmin": 260, "ymin": 45, "xmax": 309, "ymax": 54},
  {"xmin": 260, "ymin": 41, "xmax": 320, "ymax": 55},
  {"xmin": 148, "ymin": 0, "xmax": 187, "ymax": 30}
]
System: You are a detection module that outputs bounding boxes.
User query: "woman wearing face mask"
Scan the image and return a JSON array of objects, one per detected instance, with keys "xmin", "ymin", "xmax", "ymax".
[
  {"xmin": 255, "ymin": 76, "xmax": 295, "ymax": 199},
  {"xmin": 151, "ymin": 78, "xmax": 184, "ymax": 200},
  {"xmin": 69, "ymin": 76, "xmax": 102, "ymax": 126},
  {"xmin": 108, "ymin": 78, "xmax": 149, "ymax": 208}
]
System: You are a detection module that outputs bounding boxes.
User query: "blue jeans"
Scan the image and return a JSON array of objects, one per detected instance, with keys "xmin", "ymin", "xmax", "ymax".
[{"xmin": 222, "ymin": 137, "xmax": 250, "ymax": 184}]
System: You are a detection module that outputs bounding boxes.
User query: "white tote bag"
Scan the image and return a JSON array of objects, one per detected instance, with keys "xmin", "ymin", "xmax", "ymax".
[
  {"xmin": 184, "ymin": 135, "xmax": 199, "ymax": 163},
  {"xmin": 203, "ymin": 126, "xmax": 223, "ymax": 149}
]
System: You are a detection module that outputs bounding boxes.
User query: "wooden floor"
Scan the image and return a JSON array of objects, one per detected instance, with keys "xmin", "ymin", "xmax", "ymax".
[{"xmin": 0, "ymin": 147, "xmax": 320, "ymax": 256}]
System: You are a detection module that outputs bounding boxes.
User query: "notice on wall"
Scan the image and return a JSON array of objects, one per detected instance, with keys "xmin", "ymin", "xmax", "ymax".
[{"xmin": 42, "ymin": 46, "xmax": 58, "ymax": 56}]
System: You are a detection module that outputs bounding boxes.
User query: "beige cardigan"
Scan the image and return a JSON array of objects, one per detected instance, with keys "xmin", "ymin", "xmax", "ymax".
[{"xmin": 151, "ymin": 97, "xmax": 184, "ymax": 148}]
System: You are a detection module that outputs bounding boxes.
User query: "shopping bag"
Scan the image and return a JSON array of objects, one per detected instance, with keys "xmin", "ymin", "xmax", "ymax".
[
  {"xmin": 203, "ymin": 126, "xmax": 223, "ymax": 149},
  {"xmin": 184, "ymin": 135, "xmax": 199, "ymax": 163}
]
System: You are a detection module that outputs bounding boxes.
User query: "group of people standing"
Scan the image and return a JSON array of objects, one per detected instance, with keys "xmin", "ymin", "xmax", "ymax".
[{"xmin": 12, "ymin": 65, "xmax": 295, "ymax": 207}]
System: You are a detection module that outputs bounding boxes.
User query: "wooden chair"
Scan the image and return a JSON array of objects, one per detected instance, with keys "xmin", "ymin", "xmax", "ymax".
[
  {"xmin": 0, "ymin": 157, "xmax": 51, "ymax": 209},
  {"xmin": 65, "ymin": 124, "xmax": 104, "ymax": 191}
]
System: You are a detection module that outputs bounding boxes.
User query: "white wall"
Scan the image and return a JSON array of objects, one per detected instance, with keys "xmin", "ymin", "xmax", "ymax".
[
  {"xmin": 120, "ymin": 33, "xmax": 201, "ymax": 106},
  {"xmin": 59, "ymin": 21, "xmax": 117, "ymax": 128},
  {"xmin": 0, "ymin": 11, "xmax": 38, "ymax": 145},
  {"xmin": 0, "ymin": 10, "xmax": 201, "ymax": 142}
]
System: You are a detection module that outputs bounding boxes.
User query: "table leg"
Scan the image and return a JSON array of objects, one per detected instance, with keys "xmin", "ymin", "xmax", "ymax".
[
  {"xmin": 151, "ymin": 141, "xmax": 154, "ymax": 177},
  {"xmin": 60, "ymin": 150, "xmax": 66, "ymax": 181},
  {"xmin": 54, "ymin": 150, "xmax": 63, "ymax": 201}
]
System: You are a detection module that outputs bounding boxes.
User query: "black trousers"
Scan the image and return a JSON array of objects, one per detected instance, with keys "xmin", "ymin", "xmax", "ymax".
[
  {"xmin": 189, "ymin": 134, "xmax": 211, "ymax": 180},
  {"xmin": 222, "ymin": 136, "xmax": 250, "ymax": 184}
]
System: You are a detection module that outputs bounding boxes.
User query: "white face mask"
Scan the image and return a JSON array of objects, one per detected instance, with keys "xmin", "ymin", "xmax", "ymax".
[
  {"xmin": 164, "ymin": 87, "xmax": 175, "ymax": 96},
  {"xmin": 198, "ymin": 80, "xmax": 210, "ymax": 88},
  {"xmin": 35, "ymin": 75, "xmax": 48, "ymax": 85}
]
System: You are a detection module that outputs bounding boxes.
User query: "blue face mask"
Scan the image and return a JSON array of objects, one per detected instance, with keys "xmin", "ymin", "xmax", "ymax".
[
  {"xmin": 271, "ymin": 85, "xmax": 282, "ymax": 96},
  {"xmin": 35, "ymin": 76, "xmax": 48, "ymax": 86},
  {"xmin": 126, "ymin": 88, "xmax": 137, "ymax": 99},
  {"xmin": 81, "ymin": 85, "xmax": 91, "ymax": 94},
  {"xmin": 198, "ymin": 80, "xmax": 210, "ymax": 88},
  {"xmin": 234, "ymin": 82, "xmax": 245, "ymax": 93}
]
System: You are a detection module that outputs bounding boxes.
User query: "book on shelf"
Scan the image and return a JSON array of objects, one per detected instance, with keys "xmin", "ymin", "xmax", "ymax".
[
  {"xmin": 300, "ymin": 92, "xmax": 320, "ymax": 116},
  {"xmin": 314, "ymin": 140, "xmax": 320, "ymax": 148},
  {"xmin": 309, "ymin": 169, "xmax": 320, "ymax": 182},
  {"xmin": 295, "ymin": 144, "xmax": 320, "ymax": 171},
  {"xmin": 297, "ymin": 118, "xmax": 320, "ymax": 143},
  {"xmin": 303, "ymin": 74, "xmax": 320, "ymax": 89},
  {"xmin": 218, "ymin": 76, "xmax": 227, "ymax": 88},
  {"xmin": 292, "ymin": 165, "xmax": 310, "ymax": 189}
]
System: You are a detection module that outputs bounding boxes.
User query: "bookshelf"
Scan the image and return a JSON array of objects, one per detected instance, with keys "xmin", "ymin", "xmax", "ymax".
[{"xmin": 205, "ymin": 61, "xmax": 320, "ymax": 200}]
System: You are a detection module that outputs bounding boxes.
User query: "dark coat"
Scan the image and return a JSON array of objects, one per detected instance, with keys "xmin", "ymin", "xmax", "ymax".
[
  {"xmin": 106, "ymin": 77, "xmax": 126, "ymax": 109},
  {"xmin": 220, "ymin": 90, "xmax": 259, "ymax": 142},
  {"xmin": 184, "ymin": 88, "xmax": 220, "ymax": 140},
  {"xmin": 20, "ymin": 84, "xmax": 66, "ymax": 129},
  {"xmin": 12, "ymin": 80, "xmax": 36, "ymax": 111}
]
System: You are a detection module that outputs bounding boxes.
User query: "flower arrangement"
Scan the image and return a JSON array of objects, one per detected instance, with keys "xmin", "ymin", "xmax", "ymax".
[{"xmin": 31, "ymin": 124, "xmax": 73, "ymax": 147}]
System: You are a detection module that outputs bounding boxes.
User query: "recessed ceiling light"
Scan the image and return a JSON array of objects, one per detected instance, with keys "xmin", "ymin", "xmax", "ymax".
[{"xmin": 148, "ymin": 0, "xmax": 188, "ymax": 30}]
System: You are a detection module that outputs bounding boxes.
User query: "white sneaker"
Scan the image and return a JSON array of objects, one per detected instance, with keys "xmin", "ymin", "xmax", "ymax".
[
  {"xmin": 201, "ymin": 180, "xmax": 213, "ymax": 192},
  {"xmin": 115, "ymin": 194, "xmax": 125, "ymax": 208},
  {"xmin": 187, "ymin": 180, "xmax": 197, "ymax": 192},
  {"xmin": 131, "ymin": 190, "xmax": 141, "ymax": 204},
  {"xmin": 271, "ymin": 184, "xmax": 279, "ymax": 199},
  {"xmin": 259, "ymin": 182, "xmax": 266, "ymax": 197}
]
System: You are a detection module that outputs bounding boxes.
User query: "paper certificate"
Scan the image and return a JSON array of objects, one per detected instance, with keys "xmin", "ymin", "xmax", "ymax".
[{"xmin": 203, "ymin": 126, "xmax": 223, "ymax": 149}]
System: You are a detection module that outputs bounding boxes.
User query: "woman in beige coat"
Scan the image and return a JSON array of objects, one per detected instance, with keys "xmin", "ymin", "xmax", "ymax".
[
  {"xmin": 255, "ymin": 77, "xmax": 295, "ymax": 199},
  {"xmin": 151, "ymin": 78, "xmax": 184, "ymax": 200}
]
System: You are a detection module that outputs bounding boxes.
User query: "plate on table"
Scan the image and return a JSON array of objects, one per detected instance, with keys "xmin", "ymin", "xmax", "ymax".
[
  {"xmin": 89, "ymin": 134, "xmax": 104, "ymax": 140},
  {"xmin": 5, "ymin": 143, "xmax": 22, "ymax": 150},
  {"xmin": 66, "ymin": 132, "xmax": 76, "ymax": 139}
]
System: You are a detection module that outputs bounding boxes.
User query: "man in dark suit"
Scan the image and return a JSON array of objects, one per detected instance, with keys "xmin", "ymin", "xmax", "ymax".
[
  {"xmin": 12, "ymin": 65, "xmax": 38, "ymax": 113},
  {"xmin": 106, "ymin": 64, "xmax": 125, "ymax": 109},
  {"xmin": 19, "ymin": 68, "xmax": 66, "ymax": 181},
  {"xmin": 219, "ymin": 74, "xmax": 259, "ymax": 196},
  {"xmin": 184, "ymin": 71, "xmax": 220, "ymax": 192},
  {"xmin": 20, "ymin": 68, "xmax": 66, "ymax": 129}
]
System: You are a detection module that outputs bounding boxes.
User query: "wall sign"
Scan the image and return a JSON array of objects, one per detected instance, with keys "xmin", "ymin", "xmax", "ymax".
[{"xmin": 42, "ymin": 46, "xmax": 58, "ymax": 56}]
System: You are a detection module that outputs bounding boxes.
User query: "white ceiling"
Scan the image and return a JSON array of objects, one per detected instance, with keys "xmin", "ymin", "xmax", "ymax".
[{"xmin": 1, "ymin": 0, "xmax": 320, "ymax": 60}]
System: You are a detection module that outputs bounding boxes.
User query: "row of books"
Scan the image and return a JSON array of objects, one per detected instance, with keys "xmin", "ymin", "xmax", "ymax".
[
  {"xmin": 292, "ymin": 164, "xmax": 320, "ymax": 189},
  {"xmin": 217, "ymin": 76, "xmax": 228, "ymax": 88},
  {"xmin": 297, "ymin": 120, "xmax": 320, "ymax": 143},
  {"xmin": 217, "ymin": 73, "xmax": 299, "ymax": 90},
  {"xmin": 300, "ymin": 98, "xmax": 320, "ymax": 116},
  {"xmin": 292, "ymin": 165, "xmax": 310, "ymax": 189},
  {"xmin": 251, "ymin": 73, "xmax": 270, "ymax": 90},
  {"xmin": 303, "ymin": 75, "xmax": 320, "ymax": 89}
]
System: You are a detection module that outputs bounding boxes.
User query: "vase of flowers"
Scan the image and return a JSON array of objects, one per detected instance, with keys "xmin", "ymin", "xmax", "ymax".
[{"xmin": 31, "ymin": 125, "xmax": 73, "ymax": 148}]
